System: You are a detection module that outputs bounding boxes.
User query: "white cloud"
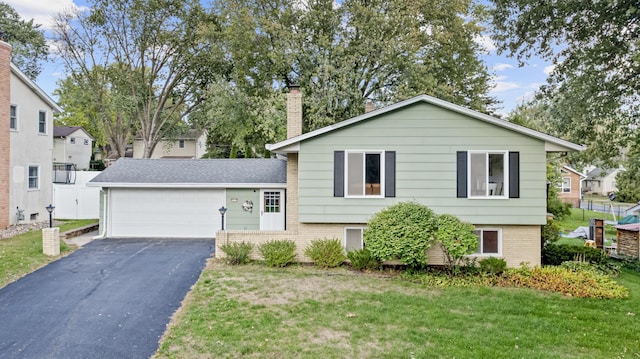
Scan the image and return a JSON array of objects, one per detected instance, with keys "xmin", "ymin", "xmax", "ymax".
[
  {"xmin": 474, "ymin": 34, "xmax": 497, "ymax": 52},
  {"xmin": 489, "ymin": 74, "xmax": 520, "ymax": 93},
  {"xmin": 4, "ymin": 0, "xmax": 84, "ymax": 30},
  {"xmin": 543, "ymin": 64, "xmax": 556, "ymax": 76},
  {"xmin": 493, "ymin": 63, "xmax": 513, "ymax": 72},
  {"xmin": 516, "ymin": 91, "xmax": 535, "ymax": 104}
]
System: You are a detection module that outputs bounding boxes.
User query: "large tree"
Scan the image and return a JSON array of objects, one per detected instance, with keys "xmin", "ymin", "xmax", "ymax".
[
  {"xmin": 52, "ymin": 0, "xmax": 223, "ymax": 158},
  {"xmin": 201, "ymin": 0, "xmax": 495, "ymax": 155},
  {"xmin": 490, "ymin": 0, "xmax": 640, "ymax": 165},
  {"xmin": 0, "ymin": 2, "xmax": 48, "ymax": 79}
]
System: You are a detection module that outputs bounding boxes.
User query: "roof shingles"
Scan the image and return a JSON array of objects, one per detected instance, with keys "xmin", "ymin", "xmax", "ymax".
[{"xmin": 90, "ymin": 158, "xmax": 286, "ymax": 185}]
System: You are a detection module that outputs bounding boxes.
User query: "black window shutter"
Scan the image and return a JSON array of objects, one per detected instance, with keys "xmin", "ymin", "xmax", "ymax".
[
  {"xmin": 509, "ymin": 152, "xmax": 520, "ymax": 198},
  {"xmin": 385, "ymin": 151, "xmax": 396, "ymax": 197},
  {"xmin": 334, "ymin": 151, "xmax": 345, "ymax": 197},
  {"xmin": 456, "ymin": 151, "xmax": 468, "ymax": 198}
]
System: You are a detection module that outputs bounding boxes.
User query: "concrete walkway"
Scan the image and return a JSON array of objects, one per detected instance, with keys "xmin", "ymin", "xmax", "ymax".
[{"xmin": 63, "ymin": 230, "xmax": 99, "ymax": 247}]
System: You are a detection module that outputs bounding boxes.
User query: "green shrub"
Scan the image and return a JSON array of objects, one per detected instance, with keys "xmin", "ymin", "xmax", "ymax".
[
  {"xmin": 219, "ymin": 241, "xmax": 254, "ymax": 265},
  {"xmin": 304, "ymin": 238, "xmax": 346, "ymax": 268},
  {"xmin": 364, "ymin": 201, "xmax": 437, "ymax": 269},
  {"xmin": 433, "ymin": 214, "xmax": 478, "ymax": 274},
  {"xmin": 258, "ymin": 240, "xmax": 297, "ymax": 267},
  {"xmin": 479, "ymin": 257, "xmax": 507, "ymax": 275},
  {"xmin": 542, "ymin": 243, "xmax": 608, "ymax": 266},
  {"xmin": 615, "ymin": 256, "xmax": 640, "ymax": 273},
  {"xmin": 542, "ymin": 218, "xmax": 560, "ymax": 243},
  {"xmin": 347, "ymin": 248, "xmax": 382, "ymax": 271}
]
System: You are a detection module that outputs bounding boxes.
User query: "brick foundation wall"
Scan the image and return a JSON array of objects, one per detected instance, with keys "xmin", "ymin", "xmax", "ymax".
[
  {"xmin": 0, "ymin": 41, "xmax": 11, "ymax": 229},
  {"xmin": 217, "ymin": 224, "xmax": 542, "ymax": 267}
]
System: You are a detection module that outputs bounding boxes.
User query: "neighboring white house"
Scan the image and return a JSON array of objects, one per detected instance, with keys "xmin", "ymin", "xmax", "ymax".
[
  {"xmin": 1, "ymin": 40, "xmax": 62, "ymax": 227},
  {"xmin": 584, "ymin": 167, "xmax": 623, "ymax": 196},
  {"xmin": 53, "ymin": 126, "xmax": 95, "ymax": 170},
  {"xmin": 132, "ymin": 129, "xmax": 207, "ymax": 159}
]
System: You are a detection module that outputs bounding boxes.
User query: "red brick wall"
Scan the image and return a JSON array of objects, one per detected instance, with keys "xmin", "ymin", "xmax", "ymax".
[{"xmin": 0, "ymin": 41, "xmax": 11, "ymax": 229}]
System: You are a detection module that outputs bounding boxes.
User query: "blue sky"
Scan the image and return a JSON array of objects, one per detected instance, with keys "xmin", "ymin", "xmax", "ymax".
[{"xmin": 6, "ymin": 0, "xmax": 553, "ymax": 117}]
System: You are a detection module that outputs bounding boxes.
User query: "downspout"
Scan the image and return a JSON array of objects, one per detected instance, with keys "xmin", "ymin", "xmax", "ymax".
[{"xmin": 94, "ymin": 188, "xmax": 108, "ymax": 239}]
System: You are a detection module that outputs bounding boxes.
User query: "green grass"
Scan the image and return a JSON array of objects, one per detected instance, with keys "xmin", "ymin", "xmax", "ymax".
[
  {"xmin": 557, "ymin": 208, "xmax": 617, "ymax": 241},
  {"xmin": 155, "ymin": 263, "xmax": 640, "ymax": 359},
  {"xmin": 0, "ymin": 219, "xmax": 97, "ymax": 288}
]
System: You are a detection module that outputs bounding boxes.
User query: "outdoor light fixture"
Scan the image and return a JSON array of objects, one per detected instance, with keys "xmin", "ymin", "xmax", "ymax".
[
  {"xmin": 219, "ymin": 206, "xmax": 227, "ymax": 230},
  {"xmin": 45, "ymin": 204, "xmax": 55, "ymax": 228}
]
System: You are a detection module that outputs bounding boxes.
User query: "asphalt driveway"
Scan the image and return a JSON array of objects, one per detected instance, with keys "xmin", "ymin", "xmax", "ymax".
[{"xmin": 0, "ymin": 238, "xmax": 214, "ymax": 359}]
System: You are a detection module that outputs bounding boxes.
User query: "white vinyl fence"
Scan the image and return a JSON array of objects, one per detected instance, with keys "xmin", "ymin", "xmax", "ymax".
[{"xmin": 53, "ymin": 171, "xmax": 101, "ymax": 219}]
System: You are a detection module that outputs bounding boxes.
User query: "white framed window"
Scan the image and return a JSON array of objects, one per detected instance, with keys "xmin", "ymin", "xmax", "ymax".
[
  {"xmin": 84, "ymin": 138, "xmax": 90, "ymax": 145},
  {"xmin": 473, "ymin": 228, "xmax": 501, "ymax": 256},
  {"xmin": 178, "ymin": 139, "xmax": 185, "ymax": 148},
  {"xmin": 28, "ymin": 165, "xmax": 40, "ymax": 190},
  {"xmin": 38, "ymin": 111, "xmax": 46, "ymax": 134},
  {"xmin": 10, "ymin": 105, "xmax": 17, "ymax": 130},
  {"xmin": 345, "ymin": 151, "xmax": 384, "ymax": 197},
  {"xmin": 560, "ymin": 177, "xmax": 571, "ymax": 193},
  {"xmin": 468, "ymin": 151, "xmax": 508, "ymax": 198},
  {"xmin": 344, "ymin": 227, "xmax": 365, "ymax": 252},
  {"xmin": 70, "ymin": 137, "xmax": 76, "ymax": 144}
]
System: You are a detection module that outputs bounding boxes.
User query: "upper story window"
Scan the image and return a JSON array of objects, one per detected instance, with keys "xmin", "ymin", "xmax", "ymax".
[
  {"xmin": 38, "ymin": 111, "xmax": 46, "ymax": 134},
  {"xmin": 10, "ymin": 105, "xmax": 17, "ymax": 130},
  {"xmin": 559, "ymin": 177, "xmax": 571, "ymax": 193},
  {"xmin": 84, "ymin": 139, "xmax": 90, "ymax": 145},
  {"xmin": 469, "ymin": 151, "xmax": 507, "ymax": 197},
  {"xmin": 28, "ymin": 165, "xmax": 39, "ymax": 190},
  {"xmin": 334, "ymin": 151, "xmax": 396, "ymax": 198},
  {"xmin": 457, "ymin": 151, "xmax": 520, "ymax": 199},
  {"xmin": 70, "ymin": 137, "xmax": 76, "ymax": 144},
  {"xmin": 347, "ymin": 151, "xmax": 383, "ymax": 197},
  {"xmin": 178, "ymin": 139, "xmax": 185, "ymax": 148}
]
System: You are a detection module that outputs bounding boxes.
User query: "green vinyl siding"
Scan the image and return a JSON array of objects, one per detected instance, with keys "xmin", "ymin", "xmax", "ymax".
[
  {"xmin": 226, "ymin": 189, "xmax": 260, "ymax": 230},
  {"xmin": 297, "ymin": 102, "xmax": 547, "ymax": 225}
]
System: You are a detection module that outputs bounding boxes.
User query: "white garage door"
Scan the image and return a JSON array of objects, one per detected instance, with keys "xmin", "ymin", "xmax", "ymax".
[{"xmin": 109, "ymin": 188, "xmax": 225, "ymax": 238}]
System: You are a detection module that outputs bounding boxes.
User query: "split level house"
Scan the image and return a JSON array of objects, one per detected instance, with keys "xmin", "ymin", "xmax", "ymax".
[
  {"xmin": 89, "ymin": 87, "xmax": 584, "ymax": 267},
  {"xmin": 0, "ymin": 40, "xmax": 61, "ymax": 228}
]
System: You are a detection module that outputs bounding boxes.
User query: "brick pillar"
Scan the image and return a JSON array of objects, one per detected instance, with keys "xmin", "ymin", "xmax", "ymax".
[
  {"xmin": 287, "ymin": 85, "xmax": 302, "ymax": 139},
  {"xmin": 0, "ymin": 40, "xmax": 12, "ymax": 229},
  {"xmin": 365, "ymin": 100, "xmax": 375, "ymax": 113},
  {"xmin": 42, "ymin": 227, "xmax": 60, "ymax": 256},
  {"xmin": 286, "ymin": 153, "xmax": 299, "ymax": 233}
]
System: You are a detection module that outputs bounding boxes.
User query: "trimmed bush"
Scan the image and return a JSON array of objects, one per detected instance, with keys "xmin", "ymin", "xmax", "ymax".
[
  {"xmin": 304, "ymin": 238, "xmax": 345, "ymax": 268},
  {"xmin": 542, "ymin": 243, "xmax": 608, "ymax": 266},
  {"xmin": 478, "ymin": 257, "xmax": 507, "ymax": 275},
  {"xmin": 364, "ymin": 201, "xmax": 436, "ymax": 269},
  {"xmin": 258, "ymin": 240, "xmax": 297, "ymax": 267},
  {"xmin": 433, "ymin": 214, "xmax": 478, "ymax": 274},
  {"xmin": 347, "ymin": 248, "xmax": 382, "ymax": 271},
  {"xmin": 219, "ymin": 241, "xmax": 254, "ymax": 265}
]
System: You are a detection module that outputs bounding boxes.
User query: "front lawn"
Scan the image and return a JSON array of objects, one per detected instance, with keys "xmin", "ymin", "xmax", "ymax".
[
  {"xmin": 155, "ymin": 262, "xmax": 640, "ymax": 358},
  {"xmin": 0, "ymin": 219, "xmax": 97, "ymax": 288}
]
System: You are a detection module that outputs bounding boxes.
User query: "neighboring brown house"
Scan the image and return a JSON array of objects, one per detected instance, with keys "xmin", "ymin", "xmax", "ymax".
[
  {"xmin": 615, "ymin": 223, "xmax": 639, "ymax": 259},
  {"xmin": 557, "ymin": 165, "xmax": 586, "ymax": 208}
]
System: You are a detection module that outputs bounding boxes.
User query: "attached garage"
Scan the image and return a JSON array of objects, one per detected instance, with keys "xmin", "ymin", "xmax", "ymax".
[
  {"xmin": 89, "ymin": 158, "xmax": 287, "ymax": 238},
  {"xmin": 109, "ymin": 188, "xmax": 225, "ymax": 237}
]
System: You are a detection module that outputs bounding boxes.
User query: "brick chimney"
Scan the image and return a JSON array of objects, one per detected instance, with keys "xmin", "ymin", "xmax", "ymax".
[
  {"xmin": 287, "ymin": 84, "xmax": 302, "ymax": 139},
  {"xmin": 365, "ymin": 100, "xmax": 375, "ymax": 113},
  {"xmin": 0, "ymin": 40, "xmax": 11, "ymax": 229}
]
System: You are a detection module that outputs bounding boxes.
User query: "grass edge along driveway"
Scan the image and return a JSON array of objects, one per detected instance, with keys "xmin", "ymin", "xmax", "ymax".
[
  {"xmin": 0, "ymin": 219, "xmax": 97, "ymax": 288},
  {"xmin": 155, "ymin": 261, "xmax": 640, "ymax": 359}
]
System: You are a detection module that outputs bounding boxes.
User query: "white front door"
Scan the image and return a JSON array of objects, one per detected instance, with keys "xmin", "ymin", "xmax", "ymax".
[{"xmin": 260, "ymin": 189, "xmax": 285, "ymax": 230}]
